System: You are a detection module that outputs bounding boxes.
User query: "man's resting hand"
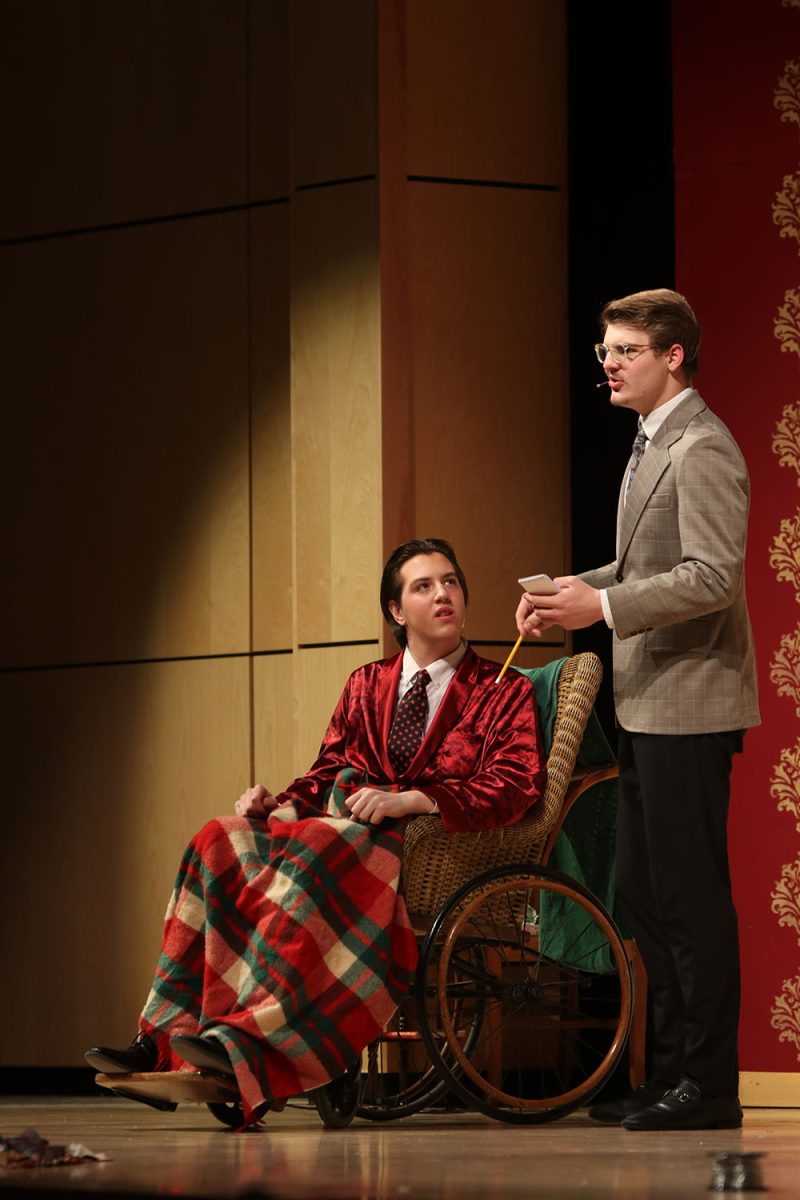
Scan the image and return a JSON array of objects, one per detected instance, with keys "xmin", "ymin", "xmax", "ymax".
[
  {"xmin": 235, "ymin": 784, "xmax": 280, "ymax": 818},
  {"xmin": 344, "ymin": 786, "xmax": 437, "ymax": 824}
]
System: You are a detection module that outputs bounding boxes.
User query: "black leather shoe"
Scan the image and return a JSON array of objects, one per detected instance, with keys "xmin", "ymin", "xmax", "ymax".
[
  {"xmin": 623, "ymin": 1078, "xmax": 743, "ymax": 1130},
  {"xmin": 588, "ymin": 1082, "xmax": 671, "ymax": 1124},
  {"xmin": 84, "ymin": 1033, "xmax": 157, "ymax": 1075},
  {"xmin": 169, "ymin": 1034, "xmax": 235, "ymax": 1077}
]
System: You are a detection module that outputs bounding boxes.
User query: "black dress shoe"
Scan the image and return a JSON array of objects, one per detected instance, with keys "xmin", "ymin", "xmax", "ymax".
[
  {"xmin": 588, "ymin": 1082, "xmax": 671, "ymax": 1124},
  {"xmin": 169, "ymin": 1034, "xmax": 235, "ymax": 1077},
  {"xmin": 84, "ymin": 1033, "xmax": 157, "ymax": 1074},
  {"xmin": 623, "ymin": 1078, "xmax": 743, "ymax": 1131}
]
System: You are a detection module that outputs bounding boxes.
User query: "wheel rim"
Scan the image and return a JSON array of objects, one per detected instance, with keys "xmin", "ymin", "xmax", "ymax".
[{"xmin": 426, "ymin": 869, "xmax": 632, "ymax": 1119}]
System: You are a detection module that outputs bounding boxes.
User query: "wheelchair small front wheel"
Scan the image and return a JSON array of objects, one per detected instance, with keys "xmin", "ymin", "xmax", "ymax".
[
  {"xmin": 314, "ymin": 1059, "xmax": 365, "ymax": 1129},
  {"xmin": 207, "ymin": 1098, "xmax": 246, "ymax": 1129}
]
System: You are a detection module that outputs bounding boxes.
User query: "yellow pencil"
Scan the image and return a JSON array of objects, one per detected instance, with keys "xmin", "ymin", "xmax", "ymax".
[{"xmin": 495, "ymin": 633, "xmax": 524, "ymax": 683}]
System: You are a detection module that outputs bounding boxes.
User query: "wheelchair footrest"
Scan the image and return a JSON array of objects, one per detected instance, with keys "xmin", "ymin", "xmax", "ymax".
[{"xmin": 94, "ymin": 1070, "xmax": 240, "ymax": 1105}]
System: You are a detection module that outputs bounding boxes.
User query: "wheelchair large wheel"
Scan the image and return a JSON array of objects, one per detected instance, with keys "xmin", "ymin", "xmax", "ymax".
[
  {"xmin": 417, "ymin": 864, "xmax": 632, "ymax": 1124},
  {"xmin": 357, "ymin": 943, "xmax": 486, "ymax": 1121}
]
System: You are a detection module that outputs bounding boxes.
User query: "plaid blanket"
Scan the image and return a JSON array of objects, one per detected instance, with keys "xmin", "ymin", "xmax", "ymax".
[{"xmin": 139, "ymin": 769, "xmax": 418, "ymax": 1124}]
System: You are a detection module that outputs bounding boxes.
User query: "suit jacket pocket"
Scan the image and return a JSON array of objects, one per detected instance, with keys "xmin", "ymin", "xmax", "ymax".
[
  {"xmin": 643, "ymin": 611, "xmax": 718, "ymax": 656},
  {"xmin": 643, "ymin": 492, "xmax": 672, "ymax": 510}
]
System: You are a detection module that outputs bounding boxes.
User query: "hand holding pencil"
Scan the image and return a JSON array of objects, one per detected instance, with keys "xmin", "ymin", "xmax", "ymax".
[{"xmin": 496, "ymin": 573, "xmax": 560, "ymax": 683}]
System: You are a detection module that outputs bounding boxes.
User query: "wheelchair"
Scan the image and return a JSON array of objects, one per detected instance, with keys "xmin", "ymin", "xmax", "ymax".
[
  {"xmin": 353, "ymin": 651, "xmax": 641, "ymax": 1127},
  {"xmin": 95, "ymin": 653, "xmax": 643, "ymax": 1129}
]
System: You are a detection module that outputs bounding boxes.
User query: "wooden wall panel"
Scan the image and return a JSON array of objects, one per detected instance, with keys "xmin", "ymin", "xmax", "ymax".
[
  {"xmin": 405, "ymin": 0, "xmax": 566, "ymax": 185},
  {"xmin": 0, "ymin": 214, "xmax": 250, "ymax": 667},
  {"xmin": 251, "ymin": 204, "xmax": 293, "ymax": 651},
  {"xmin": 292, "ymin": 182, "xmax": 382, "ymax": 646},
  {"xmin": 290, "ymin": 0, "xmax": 377, "ymax": 186},
  {"xmin": 253, "ymin": 652, "xmax": 296, "ymax": 795},
  {"xmin": 0, "ymin": 658, "xmax": 250, "ymax": 1064},
  {"xmin": 406, "ymin": 182, "xmax": 568, "ymax": 644},
  {"xmin": 0, "ymin": 1, "xmax": 571, "ymax": 1072},
  {"xmin": 0, "ymin": 0, "xmax": 247, "ymax": 240},
  {"xmin": 377, "ymin": 3, "xmax": 415, "ymax": 573},
  {"xmin": 292, "ymin": 643, "xmax": 381, "ymax": 778},
  {"xmin": 248, "ymin": 0, "xmax": 290, "ymax": 201}
]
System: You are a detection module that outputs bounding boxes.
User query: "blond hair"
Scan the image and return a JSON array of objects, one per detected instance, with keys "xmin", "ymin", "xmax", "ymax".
[{"xmin": 600, "ymin": 288, "xmax": 701, "ymax": 379}]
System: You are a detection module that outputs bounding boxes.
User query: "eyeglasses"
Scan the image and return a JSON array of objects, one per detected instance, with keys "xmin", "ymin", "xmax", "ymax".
[{"xmin": 594, "ymin": 342, "xmax": 653, "ymax": 366}]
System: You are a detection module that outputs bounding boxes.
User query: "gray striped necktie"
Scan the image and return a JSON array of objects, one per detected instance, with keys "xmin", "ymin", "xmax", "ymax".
[{"xmin": 625, "ymin": 418, "xmax": 648, "ymax": 503}]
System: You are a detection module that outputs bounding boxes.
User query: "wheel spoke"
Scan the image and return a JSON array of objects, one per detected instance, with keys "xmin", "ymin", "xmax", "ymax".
[{"xmin": 418, "ymin": 866, "xmax": 632, "ymax": 1123}]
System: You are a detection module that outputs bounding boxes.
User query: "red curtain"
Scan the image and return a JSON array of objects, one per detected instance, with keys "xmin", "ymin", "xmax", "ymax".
[{"xmin": 673, "ymin": 0, "xmax": 800, "ymax": 1071}]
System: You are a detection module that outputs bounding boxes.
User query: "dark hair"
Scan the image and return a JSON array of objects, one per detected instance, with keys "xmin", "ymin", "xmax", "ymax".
[
  {"xmin": 380, "ymin": 538, "xmax": 469, "ymax": 648},
  {"xmin": 600, "ymin": 288, "xmax": 701, "ymax": 379}
]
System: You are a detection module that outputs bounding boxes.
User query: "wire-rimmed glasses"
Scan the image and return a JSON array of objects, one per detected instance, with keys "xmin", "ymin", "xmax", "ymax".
[{"xmin": 594, "ymin": 342, "xmax": 652, "ymax": 366}]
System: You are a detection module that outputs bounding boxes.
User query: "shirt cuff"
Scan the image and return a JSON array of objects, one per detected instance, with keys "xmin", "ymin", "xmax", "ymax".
[{"xmin": 600, "ymin": 589, "xmax": 615, "ymax": 629}]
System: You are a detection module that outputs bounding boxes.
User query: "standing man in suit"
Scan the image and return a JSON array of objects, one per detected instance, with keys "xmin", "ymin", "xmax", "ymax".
[{"xmin": 516, "ymin": 289, "xmax": 759, "ymax": 1130}]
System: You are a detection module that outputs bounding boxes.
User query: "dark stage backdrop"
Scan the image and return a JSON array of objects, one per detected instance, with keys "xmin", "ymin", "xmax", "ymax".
[
  {"xmin": 674, "ymin": 0, "xmax": 800, "ymax": 1082},
  {"xmin": 567, "ymin": 0, "xmax": 675, "ymax": 736}
]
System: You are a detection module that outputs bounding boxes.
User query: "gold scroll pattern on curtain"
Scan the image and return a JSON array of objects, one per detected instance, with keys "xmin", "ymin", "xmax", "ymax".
[{"xmin": 768, "ymin": 32, "xmax": 800, "ymax": 1059}]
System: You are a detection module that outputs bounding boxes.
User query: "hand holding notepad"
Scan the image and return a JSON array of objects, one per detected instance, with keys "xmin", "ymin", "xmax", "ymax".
[{"xmin": 495, "ymin": 574, "xmax": 562, "ymax": 683}]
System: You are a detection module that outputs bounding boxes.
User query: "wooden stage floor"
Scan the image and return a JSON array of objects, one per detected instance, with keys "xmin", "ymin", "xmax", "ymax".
[{"xmin": 1, "ymin": 1095, "xmax": 799, "ymax": 1199}]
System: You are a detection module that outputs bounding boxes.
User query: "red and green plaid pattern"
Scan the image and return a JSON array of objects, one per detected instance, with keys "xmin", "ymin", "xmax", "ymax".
[{"xmin": 139, "ymin": 768, "xmax": 418, "ymax": 1124}]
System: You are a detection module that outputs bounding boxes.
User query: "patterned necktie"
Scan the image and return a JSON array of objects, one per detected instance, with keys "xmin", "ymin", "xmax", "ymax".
[
  {"xmin": 624, "ymin": 418, "xmax": 648, "ymax": 503},
  {"xmin": 388, "ymin": 669, "xmax": 430, "ymax": 775}
]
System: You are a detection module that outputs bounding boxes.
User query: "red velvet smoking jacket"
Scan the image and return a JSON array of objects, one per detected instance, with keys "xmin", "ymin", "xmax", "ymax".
[{"xmin": 277, "ymin": 646, "xmax": 545, "ymax": 833}]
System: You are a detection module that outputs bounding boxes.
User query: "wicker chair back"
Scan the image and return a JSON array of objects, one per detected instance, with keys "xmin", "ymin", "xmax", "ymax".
[{"xmin": 401, "ymin": 652, "xmax": 604, "ymax": 917}]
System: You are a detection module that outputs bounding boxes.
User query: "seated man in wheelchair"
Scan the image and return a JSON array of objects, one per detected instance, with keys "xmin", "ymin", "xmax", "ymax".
[{"xmin": 86, "ymin": 538, "xmax": 546, "ymax": 1126}]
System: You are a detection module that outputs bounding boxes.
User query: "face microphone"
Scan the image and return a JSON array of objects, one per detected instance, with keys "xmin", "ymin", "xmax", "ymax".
[{"xmin": 596, "ymin": 380, "xmax": 610, "ymax": 388}]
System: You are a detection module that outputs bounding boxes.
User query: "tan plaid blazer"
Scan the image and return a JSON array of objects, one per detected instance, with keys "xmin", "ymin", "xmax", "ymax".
[{"xmin": 581, "ymin": 390, "xmax": 760, "ymax": 735}]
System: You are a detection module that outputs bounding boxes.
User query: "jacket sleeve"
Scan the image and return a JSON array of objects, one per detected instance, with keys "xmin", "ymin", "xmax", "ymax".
[{"xmin": 579, "ymin": 561, "xmax": 619, "ymax": 590}]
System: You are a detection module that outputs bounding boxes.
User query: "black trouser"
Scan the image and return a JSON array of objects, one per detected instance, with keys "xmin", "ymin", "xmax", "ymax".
[{"xmin": 616, "ymin": 728, "xmax": 743, "ymax": 1098}]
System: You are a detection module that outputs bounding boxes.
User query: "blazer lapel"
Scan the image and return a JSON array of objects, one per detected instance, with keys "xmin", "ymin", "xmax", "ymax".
[
  {"xmin": 617, "ymin": 444, "xmax": 670, "ymax": 562},
  {"xmin": 616, "ymin": 390, "xmax": 707, "ymax": 566}
]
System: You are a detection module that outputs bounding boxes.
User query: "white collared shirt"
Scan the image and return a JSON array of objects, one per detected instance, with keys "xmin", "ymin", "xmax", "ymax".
[
  {"xmin": 396, "ymin": 640, "xmax": 468, "ymax": 733},
  {"xmin": 640, "ymin": 387, "xmax": 693, "ymax": 440}
]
